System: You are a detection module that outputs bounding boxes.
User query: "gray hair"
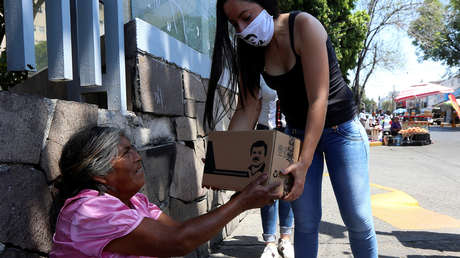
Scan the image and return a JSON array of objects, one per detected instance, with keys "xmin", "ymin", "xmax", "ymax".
[
  {"xmin": 57, "ymin": 126, "xmax": 125, "ymax": 199},
  {"xmin": 51, "ymin": 126, "xmax": 125, "ymax": 233}
]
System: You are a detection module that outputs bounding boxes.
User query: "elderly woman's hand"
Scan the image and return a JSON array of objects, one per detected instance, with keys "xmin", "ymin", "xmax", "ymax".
[{"xmin": 235, "ymin": 174, "xmax": 282, "ymax": 211}]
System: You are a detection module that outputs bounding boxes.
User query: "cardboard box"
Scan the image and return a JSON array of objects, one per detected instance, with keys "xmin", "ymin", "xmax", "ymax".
[{"xmin": 202, "ymin": 130, "xmax": 301, "ymax": 196}]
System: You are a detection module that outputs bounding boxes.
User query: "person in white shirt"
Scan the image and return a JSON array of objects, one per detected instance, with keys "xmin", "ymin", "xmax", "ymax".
[
  {"xmin": 380, "ymin": 113, "xmax": 392, "ymax": 145},
  {"xmin": 381, "ymin": 114, "xmax": 391, "ymax": 132},
  {"xmin": 257, "ymin": 77, "xmax": 294, "ymax": 258},
  {"xmin": 257, "ymin": 80, "xmax": 279, "ymax": 130},
  {"xmin": 359, "ymin": 109, "xmax": 367, "ymax": 127}
]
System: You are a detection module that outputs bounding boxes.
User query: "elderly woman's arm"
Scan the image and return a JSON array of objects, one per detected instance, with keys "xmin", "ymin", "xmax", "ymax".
[{"xmin": 104, "ymin": 174, "xmax": 279, "ymax": 257}]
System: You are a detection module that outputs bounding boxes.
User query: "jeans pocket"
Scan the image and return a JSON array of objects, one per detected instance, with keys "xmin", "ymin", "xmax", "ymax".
[{"xmin": 335, "ymin": 119, "xmax": 363, "ymax": 141}]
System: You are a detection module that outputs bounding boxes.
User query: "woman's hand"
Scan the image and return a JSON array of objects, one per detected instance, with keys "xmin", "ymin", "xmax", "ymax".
[
  {"xmin": 281, "ymin": 159, "xmax": 310, "ymax": 201},
  {"xmin": 235, "ymin": 174, "xmax": 282, "ymax": 211}
]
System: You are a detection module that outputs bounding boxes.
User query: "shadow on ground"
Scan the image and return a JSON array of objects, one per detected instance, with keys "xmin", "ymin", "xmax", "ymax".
[
  {"xmin": 429, "ymin": 127, "xmax": 460, "ymax": 132},
  {"xmin": 377, "ymin": 231, "xmax": 460, "ymax": 253},
  {"xmin": 318, "ymin": 221, "xmax": 460, "ymax": 254},
  {"xmin": 211, "ymin": 236, "xmax": 265, "ymax": 258},
  {"xmin": 319, "ymin": 221, "xmax": 348, "ymax": 239}
]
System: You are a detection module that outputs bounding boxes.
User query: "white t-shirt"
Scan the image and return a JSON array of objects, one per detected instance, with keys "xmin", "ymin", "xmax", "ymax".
[
  {"xmin": 381, "ymin": 115, "xmax": 392, "ymax": 131},
  {"xmin": 258, "ymin": 77, "xmax": 281, "ymax": 129},
  {"xmin": 359, "ymin": 111, "xmax": 367, "ymax": 121}
]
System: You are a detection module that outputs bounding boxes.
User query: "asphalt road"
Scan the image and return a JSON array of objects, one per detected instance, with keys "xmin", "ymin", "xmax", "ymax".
[{"xmin": 209, "ymin": 127, "xmax": 460, "ymax": 258}]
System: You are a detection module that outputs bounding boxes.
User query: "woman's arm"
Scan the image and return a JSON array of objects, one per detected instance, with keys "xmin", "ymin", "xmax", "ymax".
[
  {"xmin": 283, "ymin": 13, "xmax": 329, "ymax": 201},
  {"xmin": 228, "ymin": 84, "xmax": 261, "ymax": 131},
  {"xmin": 104, "ymin": 174, "xmax": 280, "ymax": 257}
]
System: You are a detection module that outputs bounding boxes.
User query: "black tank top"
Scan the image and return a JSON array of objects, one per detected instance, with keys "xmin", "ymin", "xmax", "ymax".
[{"xmin": 262, "ymin": 11, "xmax": 357, "ymax": 129}]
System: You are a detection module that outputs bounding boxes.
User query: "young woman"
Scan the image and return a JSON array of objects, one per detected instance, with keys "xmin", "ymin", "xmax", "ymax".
[
  {"xmin": 50, "ymin": 126, "xmax": 281, "ymax": 257},
  {"xmin": 204, "ymin": 0, "xmax": 378, "ymax": 257}
]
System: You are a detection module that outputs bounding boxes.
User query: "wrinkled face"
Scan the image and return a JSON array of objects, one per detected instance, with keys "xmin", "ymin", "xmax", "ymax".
[
  {"xmin": 223, "ymin": 0, "xmax": 263, "ymax": 33},
  {"xmin": 250, "ymin": 145, "xmax": 266, "ymax": 166},
  {"xmin": 105, "ymin": 136, "xmax": 144, "ymax": 200}
]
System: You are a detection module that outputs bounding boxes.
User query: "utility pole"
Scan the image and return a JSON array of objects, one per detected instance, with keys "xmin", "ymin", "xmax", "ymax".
[{"xmin": 392, "ymin": 85, "xmax": 396, "ymax": 111}]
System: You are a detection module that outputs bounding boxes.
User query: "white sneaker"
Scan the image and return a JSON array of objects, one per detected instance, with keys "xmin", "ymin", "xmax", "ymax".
[
  {"xmin": 278, "ymin": 239, "xmax": 294, "ymax": 258},
  {"xmin": 260, "ymin": 243, "xmax": 281, "ymax": 258}
]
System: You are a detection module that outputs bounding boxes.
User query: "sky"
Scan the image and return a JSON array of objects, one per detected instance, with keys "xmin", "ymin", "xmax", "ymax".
[
  {"xmin": 359, "ymin": 0, "xmax": 451, "ymax": 102},
  {"xmin": 363, "ymin": 31, "xmax": 450, "ymax": 102}
]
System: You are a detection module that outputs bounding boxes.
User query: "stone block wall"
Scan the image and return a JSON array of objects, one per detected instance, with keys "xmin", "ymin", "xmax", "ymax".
[{"xmin": 0, "ymin": 49, "xmax": 240, "ymax": 257}]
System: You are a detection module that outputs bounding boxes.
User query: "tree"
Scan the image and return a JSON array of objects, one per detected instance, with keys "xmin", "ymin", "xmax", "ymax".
[
  {"xmin": 278, "ymin": 0, "xmax": 369, "ymax": 80},
  {"xmin": 0, "ymin": 0, "xmax": 45, "ymax": 90},
  {"xmin": 351, "ymin": 0, "xmax": 420, "ymax": 109},
  {"xmin": 409, "ymin": 0, "xmax": 460, "ymax": 70},
  {"xmin": 35, "ymin": 41, "xmax": 48, "ymax": 71},
  {"xmin": 362, "ymin": 94, "xmax": 377, "ymax": 112},
  {"xmin": 381, "ymin": 99, "xmax": 393, "ymax": 112}
]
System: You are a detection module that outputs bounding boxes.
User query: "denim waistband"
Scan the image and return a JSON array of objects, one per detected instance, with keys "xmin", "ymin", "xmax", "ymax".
[{"xmin": 287, "ymin": 116, "xmax": 359, "ymax": 136}]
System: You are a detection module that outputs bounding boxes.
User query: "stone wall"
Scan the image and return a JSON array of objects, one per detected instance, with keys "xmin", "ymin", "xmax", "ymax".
[{"xmin": 0, "ymin": 38, "xmax": 240, "ymax": 257}]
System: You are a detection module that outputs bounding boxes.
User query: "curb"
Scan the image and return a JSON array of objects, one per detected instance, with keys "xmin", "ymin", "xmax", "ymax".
[{"xmin": 369, "ymin": 141, "xmax": 382, "ymax": 147}]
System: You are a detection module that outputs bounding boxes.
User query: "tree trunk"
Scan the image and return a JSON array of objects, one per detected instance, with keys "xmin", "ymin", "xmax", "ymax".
[{"xmin": 33, "ymin": 0, "xmax": 45, "ymax": 19}]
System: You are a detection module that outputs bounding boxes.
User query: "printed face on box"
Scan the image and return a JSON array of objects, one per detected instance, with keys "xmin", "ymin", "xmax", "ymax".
[{"xmin": 248, "ymin": 140, "xmax": 267, "ymax": 176}]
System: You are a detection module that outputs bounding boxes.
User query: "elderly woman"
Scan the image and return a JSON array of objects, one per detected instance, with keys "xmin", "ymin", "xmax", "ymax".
[{"xmin": 50, "ymin": 126, "xmax": 280, "ymax": 257}]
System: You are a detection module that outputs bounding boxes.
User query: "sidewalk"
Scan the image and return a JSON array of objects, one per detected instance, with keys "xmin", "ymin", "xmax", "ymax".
[
  {"xmin": 208, "ymin": 209, "xmax": 267, "ymax": 258},
  {"xmin": 208, "ymin": 173, "xmax": 460, "ymax": 257},
  {"xmin": 208, "ymin": 208, "xmax": 361, "ymax": 258},
  {"xmin": 209, "ymin": 203, "xmax": 460, "ymax": 258},
  {"xmin": 208, "ymin": 177, "xmax": 359, "ymax": 257}
]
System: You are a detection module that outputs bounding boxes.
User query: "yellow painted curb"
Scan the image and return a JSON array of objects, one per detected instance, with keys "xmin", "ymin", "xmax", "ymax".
[
  {"xmin": 370, "ymin": 183, "xmax": 460, "ymax": 230},
  {"xmin": 369, "ymin": 141, "xmax": 382, "ymax": 147}
]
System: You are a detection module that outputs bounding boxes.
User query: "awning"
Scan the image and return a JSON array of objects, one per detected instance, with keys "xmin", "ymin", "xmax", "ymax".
[
  {"xmin": 395, "ymin": 83, "xmax": 454, "ymax": 102},
  {"xmin": 434, "ymin": 96, "xmax": 460, "ymax": 107}
]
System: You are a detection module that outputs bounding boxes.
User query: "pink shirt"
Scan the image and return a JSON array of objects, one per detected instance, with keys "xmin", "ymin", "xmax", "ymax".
[{"xmin": 51, "ymin": 189, "xmax": 162, "ymax": 258}]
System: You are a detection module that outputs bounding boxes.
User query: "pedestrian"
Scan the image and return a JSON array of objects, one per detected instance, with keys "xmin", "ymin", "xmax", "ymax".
[
  {"xmin": 203, "ymin": 1, "xmax": 378, "ymax": 257},
  {"xmin": 377, "ymin": 109, "xmax": 384, "ymax": 124},
  {"xmin": 371, "ymin": 111, "xmax": 377, "ymax": 126},
  {"xmin": 257, "ymin": 77, "xmax": 294, "ymax": 258},
  {"xmin": 390, "ymin": 116, "xmax": 402, "ymax": 136},
  {"xmin": 359, "ymin": 109, "xmax": 367, "ymax": 127},
  {"xmin": 50, "ymin": 126, "xmax": 281, "ymax": 257},
  {"xmin": 381, "ymin": 113, "xmax": 391, "ymax": 145}
]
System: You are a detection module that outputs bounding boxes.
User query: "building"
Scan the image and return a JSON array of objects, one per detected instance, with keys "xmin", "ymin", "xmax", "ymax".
[
  {"xmin": 393, "ymin": 77, "xmax": 460, "ymax": 116},
  {"xmin": 436, "ymin": 76, "xmax": 460, "ymax": 123},
  {"xmin": 1, "ymin": 1, "xmax": 240, "ymax": 257}
]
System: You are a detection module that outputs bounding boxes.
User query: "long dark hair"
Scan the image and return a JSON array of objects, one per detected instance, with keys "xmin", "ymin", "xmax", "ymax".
[{"xmin": 204, "ymin": 0, "xmax": 279, "ymax": 129}]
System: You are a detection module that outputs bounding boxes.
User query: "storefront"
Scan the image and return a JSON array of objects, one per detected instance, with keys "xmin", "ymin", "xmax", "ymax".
[{"xmin": 436, "ymin": 94, "xmax": 460, "ymax": 126}]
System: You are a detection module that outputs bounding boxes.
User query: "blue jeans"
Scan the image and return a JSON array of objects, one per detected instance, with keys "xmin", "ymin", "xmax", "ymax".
[
  {"xmin": 260, "ymin": 199, "xmax": 294, "ymax": 242},
  {"xmin": 256, "ymin": 123, "xmax": 294, "ymax": 242},
  {"xmin": 286, "ymin": 117, "xmax": 378, "ymax": 258},
  {"xmin": 392, "ymin": 134, "xmax": 402, "ymax": 146}
]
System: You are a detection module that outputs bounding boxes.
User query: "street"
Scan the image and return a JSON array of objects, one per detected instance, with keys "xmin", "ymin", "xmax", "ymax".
[
  {"xmin": 363, "ymin": 127, "xmax": 460, "ymax": 257},
  {"xmin": 209, "ymin": 127, "xmax": 460, "ymax": 257}
]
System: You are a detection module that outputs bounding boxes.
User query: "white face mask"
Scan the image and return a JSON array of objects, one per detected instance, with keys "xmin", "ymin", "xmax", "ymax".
[{"xmin": 235, "ymin": 9, "xmax": 274, "ymax": 47}]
